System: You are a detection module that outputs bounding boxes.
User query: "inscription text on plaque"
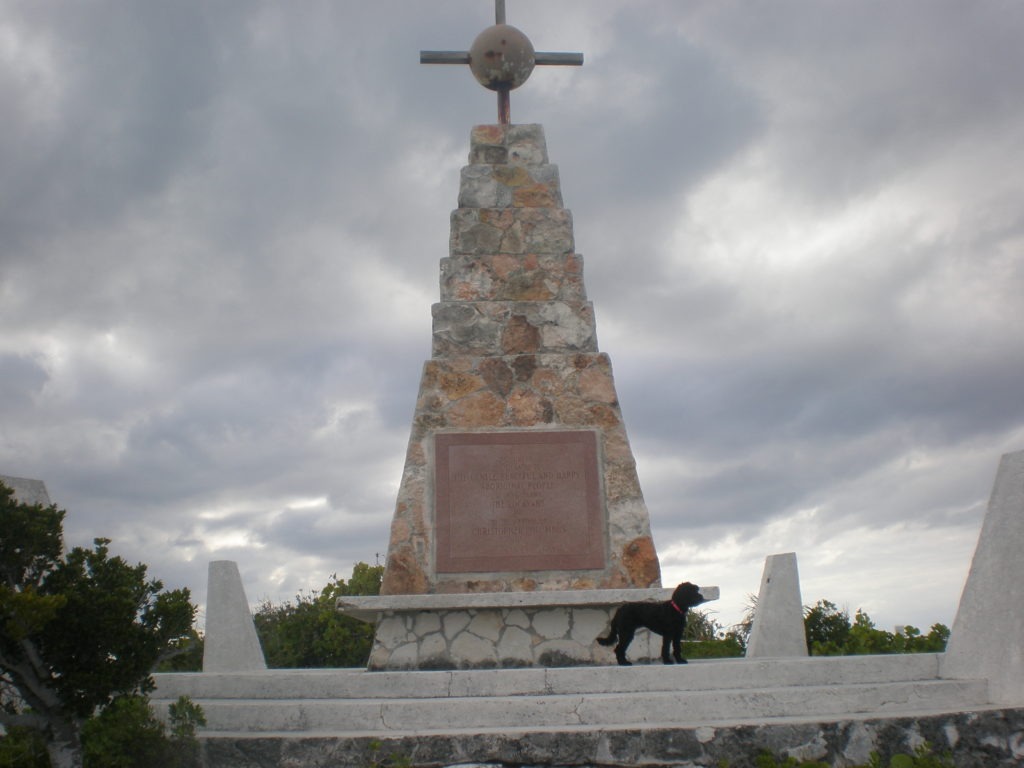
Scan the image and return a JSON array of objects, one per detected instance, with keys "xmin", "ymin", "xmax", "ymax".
[{"xmin": 435, "ymin": 431, "xmax": 604, "ymax": 573}]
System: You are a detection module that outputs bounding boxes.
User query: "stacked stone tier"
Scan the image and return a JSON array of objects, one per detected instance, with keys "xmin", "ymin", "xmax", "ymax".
[
  {"xmin": 432, "ymin": 301, "xmax": 595, "ymax": 357},
  {"xmin": 440, "ymin": 253, "xmax": 586, "ymax": 303}
]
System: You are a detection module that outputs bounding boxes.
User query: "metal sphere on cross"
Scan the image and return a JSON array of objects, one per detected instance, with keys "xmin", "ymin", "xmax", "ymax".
[{"xmin": 420, "ymin": 0, "xmax": 583, "ymax": 124}]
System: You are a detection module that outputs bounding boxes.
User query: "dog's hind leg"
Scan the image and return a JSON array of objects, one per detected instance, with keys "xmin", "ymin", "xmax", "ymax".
[{"xmin": 615, "ymin": 626, "xmax": 636, "ymax": 666}]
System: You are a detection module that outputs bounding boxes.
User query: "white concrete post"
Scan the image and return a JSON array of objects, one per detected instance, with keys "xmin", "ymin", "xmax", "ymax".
[
  {"xmin": 746, "ymin": 552, "xmax": 809, "ymax": 658},
  {"xmin": 941, "ymin": 448, "xmax": 1024, "ymax": 706},
  {"xmin": 202, "ymin": 560, "xmax": 267, "ymax": 672}
]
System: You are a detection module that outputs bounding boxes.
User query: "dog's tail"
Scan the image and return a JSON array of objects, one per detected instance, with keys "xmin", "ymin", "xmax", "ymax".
[{"xmin": 596, "ymin": 628, "xmax": 617, "ymax": 646}]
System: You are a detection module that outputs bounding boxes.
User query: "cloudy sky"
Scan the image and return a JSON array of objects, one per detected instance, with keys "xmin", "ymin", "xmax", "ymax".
[{"xmin": 2, "ymin": 0, "xmax": 1022, "ymax": 637}]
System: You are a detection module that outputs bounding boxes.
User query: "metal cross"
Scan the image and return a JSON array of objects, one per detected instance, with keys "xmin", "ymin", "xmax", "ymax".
[{"xmin": 420, "ymin": 0, "xmax": 583, "ymax": 124}]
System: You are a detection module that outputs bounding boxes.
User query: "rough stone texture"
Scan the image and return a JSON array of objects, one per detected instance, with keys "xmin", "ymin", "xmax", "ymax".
[
  {"xmin": 366, "ymin": 605, "xmax": 659, "ymax": 670},
  {"xmin": 0, "ymin": 474, "xmax": 52, "ymax": 506},
  {"xmin": 202, "ymin": 560, "xmax": 266, "ymax": 672},
  {"xmin": 942, "ymin": 448, "xmax": 1024, "ymax": 705},
  {"xmin": 746, "ymin": 552, "xmax": 809, "ymax": 658},
  {"xmin": 431, "ymin": 301, "xmax": 597, "ymax": 356},
  {"xmin": 195, "ymin": 708, "xmax": 1024, "ymax": 768},
  {"xmin": 440, "ymin": 253, "xmax": 586, "ymax": 303},
  {"xmin": 379, "ymin": 124, "xmax": 660, "ymax": 613}
]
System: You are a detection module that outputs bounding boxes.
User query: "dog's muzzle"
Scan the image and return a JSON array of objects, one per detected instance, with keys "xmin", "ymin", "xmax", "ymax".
[{"xmin": 696, "ymin": 586, "xmax": 720, "ymax": 603}]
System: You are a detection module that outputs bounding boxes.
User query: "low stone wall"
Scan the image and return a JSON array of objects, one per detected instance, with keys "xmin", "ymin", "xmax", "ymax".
[
  {"xmin": 367, "ymin": 605, "xmax": 625, "ymax": 669},
  {"xmin": 201, "ymin": 708, "xmax": 1024, "ymax": 768},
  {"xmin": 340, "ymin": 587, "xmax": 719, "ymax": 670}
]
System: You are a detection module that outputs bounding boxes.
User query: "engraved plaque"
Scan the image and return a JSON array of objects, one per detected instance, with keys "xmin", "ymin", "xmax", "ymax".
[{"xmin": 435, "ymin": 431, "xmax": 605, "ymax": 573}]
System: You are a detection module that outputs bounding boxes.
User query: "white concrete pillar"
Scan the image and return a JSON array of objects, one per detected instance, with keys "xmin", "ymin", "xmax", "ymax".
[
  {"xmin": 941, "ymin": 448, "xmax": 1024, "ymax": 705},
  {"xmin": 202, "ymin": 560, "xmax": 267, "ymax": 672},
  {"xmin": 746, "ymin": 552, "xmax": 809, "ymax": 658}
]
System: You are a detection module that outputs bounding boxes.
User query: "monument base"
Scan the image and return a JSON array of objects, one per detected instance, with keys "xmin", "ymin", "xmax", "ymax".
[{"xmin": 340, "ymin": 587, "xmax": 718, "ymax": 670}]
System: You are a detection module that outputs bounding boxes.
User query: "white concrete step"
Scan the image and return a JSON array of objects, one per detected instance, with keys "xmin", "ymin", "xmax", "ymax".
[
  {"xmin": 154, "ymin": 654, "xmax": 941, "ymax": 700},
  {"xmin": 152, "ymin": 655, "xmax": 991, "ymax": 736},
  {"xmin": 173, "ymin": 679, "xmax": 988, "ymax": 735}
]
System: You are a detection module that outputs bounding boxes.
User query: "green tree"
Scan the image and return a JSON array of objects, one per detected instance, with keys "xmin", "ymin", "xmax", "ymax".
[
  {"xmin": 804, "ymin": 599, "xmax": 949, "ymax": 656},
  {"xmin": 804, "ymin": 599, "xmax": 852, "ymax": 655},
  {"xmin": 0, "ymin": 483, "xmax": 197, "ymax": 768},
  {"xmin": 254, "ymin": 563, "xmax": 384, "ymax": 668},
  {"xmin": 681, "ymin": 609, "xmax": 745, "ymax": 659},
  {"xmin": 80, "ymin": 694, "xmax": 205, "ymax": 768}
]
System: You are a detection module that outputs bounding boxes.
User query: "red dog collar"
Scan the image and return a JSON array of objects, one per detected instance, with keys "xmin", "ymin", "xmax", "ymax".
[{"xmin": 670, "ymin": 600, "xmax": 684, "ymax": 614}]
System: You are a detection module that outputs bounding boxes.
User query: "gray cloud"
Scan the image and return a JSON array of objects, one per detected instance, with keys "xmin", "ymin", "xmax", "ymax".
[{"xmin": 2, "ymin": 0, "xmax": 1022, "ymax": 632}]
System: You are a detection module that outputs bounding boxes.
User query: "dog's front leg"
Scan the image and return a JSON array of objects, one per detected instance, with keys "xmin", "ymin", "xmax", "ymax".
[
  {"xmin": 672, "ymin": 634, "xmax": 687, "ymax": 664},
  {"xmin": 660, "ymin": 634, "xmax": 674, "ymax": 664}
]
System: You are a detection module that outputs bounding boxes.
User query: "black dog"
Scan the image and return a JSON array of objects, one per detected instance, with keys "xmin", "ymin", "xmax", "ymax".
[{"xmin": 597, "ymin": 582, "xmax": 706, "ymax": 666}]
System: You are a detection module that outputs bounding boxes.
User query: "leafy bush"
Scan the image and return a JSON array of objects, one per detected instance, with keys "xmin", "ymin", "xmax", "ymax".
[
  {"xmin": 0, "ymin": 726, "xmax": 50, "ymax": 768},
  {"xmin": 80, "ymin": 694, "xmax": 205, "ymax": 768},
  {"xmin": 804, "ymin": 600, "xmax": 949, "ymax": 657},
  {"xmin": 254, "ymin": 563, "xmax": 384, "ymax": 668}
]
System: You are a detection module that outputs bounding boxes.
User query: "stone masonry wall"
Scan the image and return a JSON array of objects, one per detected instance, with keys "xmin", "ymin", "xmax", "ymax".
[
  {"xmin": 366, "ymin": 605, "xmax": 663, "ymax": 670},
  {"xmin": 201, "ymin": 707, "xmax": 1024, "ymax": 767}
]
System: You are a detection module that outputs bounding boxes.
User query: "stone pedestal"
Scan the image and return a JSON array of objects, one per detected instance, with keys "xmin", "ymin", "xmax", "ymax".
[
  {"xmin": 746, "ymin": 552, "xmax": 809, "ymax": 658},
  {"xmin": 941, "ymin": 448, "xmax": 1024, "ymax": 705},
  {"xmin": 360, "ymin": 125, "xmax": 664, "ymax": 669},
  {"xmin": 203, "ymin": 560, "xmax": 266, "ymax": 673}
]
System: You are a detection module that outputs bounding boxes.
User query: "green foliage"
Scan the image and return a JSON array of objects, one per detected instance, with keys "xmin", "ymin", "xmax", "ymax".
[
  {"xmin": 0, "ymin": 482, "xmax": 198, "ymax": 767},
  {"xmin": 254, "ymin": 563, "xmax": 384, "ymax": 668},
  {"xmin": 0, "ymin": 726, "xmax": 50, "ymax": 768},
  {"xmin": 680, "ymin": 608, "xmax": 745, "ymax": 659},
  {"xmin": 804, "ymin": 599, "xmax": 852, "ymax": 655},
  {"xmin": 803, "ymin": 599, "xmax": 949, "ymax": 657},
  {"xmin": 80, "ymin": 694, "xmax": 204, "ymax": 768},
  {"xmin": 365, "ymin": 739, "xmax": 412, "ymax": 768},
  {"xmin": 155, "ymin": 629, "xmax": 204, "ymax": 672},
  {"xmin": 684, "ymin": 635, "xmax": 745, "ymax": 659},
  {"xmin": 38, "ymin": 538, "xmax": 195, "ymax": 717},
  {"xmin": 867, "ymin": 743, "xmax": 955, "ymax": 768}
]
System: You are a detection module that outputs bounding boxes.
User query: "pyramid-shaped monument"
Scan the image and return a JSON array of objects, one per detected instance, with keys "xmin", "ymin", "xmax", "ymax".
[
  {"xmin": 381, "ymin": 123, "xmax": 661, "ymax": 597},
  {"xmin": 338, "ymin": 123, "xmax": 679, "ymax": 669}
]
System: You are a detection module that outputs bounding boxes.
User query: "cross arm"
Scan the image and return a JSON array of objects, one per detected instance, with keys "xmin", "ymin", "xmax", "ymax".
[
  {"xmin": 420, "ymin": 51, "xmax": 582, "ymax": 66},
  {"xmin": 534, "ymin": 52, "xmax": 583, "ymax": 66},
  {"xmin": 420, "ymin": 51, "xmax": 471, "ymax": 65}
]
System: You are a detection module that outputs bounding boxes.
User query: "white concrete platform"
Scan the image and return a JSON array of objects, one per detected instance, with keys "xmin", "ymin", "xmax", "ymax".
[{"xmin": 153, "ymin": 653, "xmax": 990, "ymax": 738}]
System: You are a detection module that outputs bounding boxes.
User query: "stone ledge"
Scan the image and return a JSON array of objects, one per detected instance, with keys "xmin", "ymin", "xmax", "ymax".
[{"xmin": 338, "ymin": 586, "xmax": 719, "ymax": 622}]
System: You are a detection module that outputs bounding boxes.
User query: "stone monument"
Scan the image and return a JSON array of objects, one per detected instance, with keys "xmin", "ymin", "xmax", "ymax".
[
  {"xmin": 336, "ymin": 3, "xmax": 722, "ymax": 670},
  {"xmin": 381, "ymin": 122, "xmax": 660, "ymax": 599},
  {"xmin": 0, "ymin": 474, "xmax": 52, "ymax": 506}
]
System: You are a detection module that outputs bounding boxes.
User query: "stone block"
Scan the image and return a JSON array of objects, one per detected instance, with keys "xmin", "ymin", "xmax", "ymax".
[
  {"xmin": 468, "ymin": 124, "xmax": 550, "ymax": 166},
  {"xmin": 746, "ymin": 552, "xmax": 809, "ymax": 658},
  {"xmin": 0, "ymin": 474, "xmax": 51, "ymax": 506},
  {"xmin": 449, "ymin": 208, "xmax": 575, "ymax": 256},
  {"xmin": 458, "ymin": 163, "xmax": 563, "ymax": 209},
  {"xmin": 202, "ymin": 560, "xmax": 266, "ymax": 672},
  {"xmin": 533, "ymin": 610, "xmax": 571, "ymax": 640},
  {"xmin": 440, "ymin": 253, "xmax": 587, "ymax": 303},
  {"xmin": 431, "ymin": 300, "xmax": 597, "ymax": 357},
  {"xmin": 450, "ymin": 629, "xmax": 499, "ymax": 667},
  {"xmin": 941, "ymin": 448, "xmax": 1024, "ymax": 705}
]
